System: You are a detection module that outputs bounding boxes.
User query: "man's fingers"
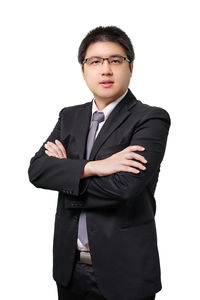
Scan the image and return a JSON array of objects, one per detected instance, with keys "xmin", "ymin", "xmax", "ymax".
[
  {"xmin": 48, "ymin": 141, "xmax": 63, "ymax": 158},
  {"xmin": 124, "ymin": 159, "xmax": 146, "ymax": 170},
  {"xmin": 126, "ymin": 152, "xmax": 147, "ymax": 164},
  {"xmin": 45, "ymin": 149, "xmax": 58, "ymax": 158},
  {"xmin": 44, "ymin": 141, "xmax": 67, "ymax": 159},
  {"xmin": 45, "ymin": 150, "xmax": 53, "ymax": 157},
  {"xmin": 120, "ymin": 165, "xmax": 140, "ymax": 174},
  {"xmin": 45, "ymin": 142, "xmax": 62, "ymax": 158},
  {"xmin": 128, "ymin": 145, "xmax": 145, "ymax": 152},
  {"xmin": 55, "ymin": 140, "xmax": 67, "ymax": 158},
  {"xmin": 121, "ymin": 145, "xmax": 147, "ymax": 163},
  {"xmin": 44, "ymin": 142, "xmax": 59, "ymax": 157}
]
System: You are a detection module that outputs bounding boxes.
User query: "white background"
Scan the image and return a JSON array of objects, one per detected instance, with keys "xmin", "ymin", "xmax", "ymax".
[{"xmin": 0, "ymin": 0, "xmax": 199, "ymax": 299}]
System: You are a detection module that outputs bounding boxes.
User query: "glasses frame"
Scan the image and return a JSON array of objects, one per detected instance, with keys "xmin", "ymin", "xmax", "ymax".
[{"xmin": 82, "ymin": 55, "xmax": 131, "ymax": 65}]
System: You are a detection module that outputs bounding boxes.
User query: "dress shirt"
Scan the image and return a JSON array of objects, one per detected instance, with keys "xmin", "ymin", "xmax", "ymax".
[{"xmin": 77, "ymin": 90, "xmax": 128, "ymax": 251}]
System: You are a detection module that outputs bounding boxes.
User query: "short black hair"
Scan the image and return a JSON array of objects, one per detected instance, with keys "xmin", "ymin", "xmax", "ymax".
[{"xmin": 78, "ymin": 26, "xmax": 135, "ymax": 64}]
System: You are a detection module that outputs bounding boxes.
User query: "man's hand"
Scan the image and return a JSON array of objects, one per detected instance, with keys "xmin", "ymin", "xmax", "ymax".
[
  {"xmin": 44, "ymin": 140, "xmax": 67, "ymax": 159},
  {"xmin": 82, "ymin": 145, "xmax": 147, "ymax": 178}
]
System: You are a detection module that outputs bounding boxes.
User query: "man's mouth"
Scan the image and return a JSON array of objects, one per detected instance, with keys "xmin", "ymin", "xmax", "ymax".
[{"xmin": 99, "ymin": 80, "xmax": 114, "ymax": 88}]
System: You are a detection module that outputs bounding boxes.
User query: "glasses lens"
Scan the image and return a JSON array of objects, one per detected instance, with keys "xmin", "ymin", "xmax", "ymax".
[
  {"xmin": 109, "ymin": 56, "xmax": 124, "ymax": 64},
  {"xmin": 87, "ymin": 57, "xmax": 102, "ymax": 65}
]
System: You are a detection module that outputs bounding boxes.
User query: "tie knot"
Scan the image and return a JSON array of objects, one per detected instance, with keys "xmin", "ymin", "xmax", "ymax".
[{"xmin": 92, "ymin": 111, "xmax": 105, "ymax": 123}]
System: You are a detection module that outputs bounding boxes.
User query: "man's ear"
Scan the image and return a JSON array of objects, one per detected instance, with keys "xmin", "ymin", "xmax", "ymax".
[
  {"xmin": 81, "ymin": 64, "xmax": 85, "ymax": 79},
  {"xmin": 129, "ymin": 61, "xmax": 134, "ymax": 74}
]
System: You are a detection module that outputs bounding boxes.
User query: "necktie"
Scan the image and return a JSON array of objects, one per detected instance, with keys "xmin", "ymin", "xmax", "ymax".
[{"xmin": 78, "ymin": 111, "xmax": 105, "ymax": 245}]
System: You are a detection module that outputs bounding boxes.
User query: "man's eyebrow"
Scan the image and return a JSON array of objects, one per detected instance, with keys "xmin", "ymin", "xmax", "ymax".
[
  {"xmin": 110, "ymin": 54, "xmax": 123, "ymax": 57},
  {"xmin": 88, "ymin": 54, "xmax": 123, "ymax": 58}
]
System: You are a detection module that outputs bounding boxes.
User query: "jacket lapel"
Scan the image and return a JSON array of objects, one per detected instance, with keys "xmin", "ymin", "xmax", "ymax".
[
  {"xmin": 73, "ymin": 102, "xmax": 92, "ymax": 159},
  {"xmin": 89, "ymin": 89, "xmax": 137, "ymax": 160}
]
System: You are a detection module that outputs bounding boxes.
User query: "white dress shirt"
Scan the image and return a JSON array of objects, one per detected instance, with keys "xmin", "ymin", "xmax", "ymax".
[{"xmin": 77, "ymin": 90, "xmax": 128, "ymax": 251}]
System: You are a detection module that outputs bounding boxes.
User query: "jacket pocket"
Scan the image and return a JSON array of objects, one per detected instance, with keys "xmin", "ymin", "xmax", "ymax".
[{"xmin": 120, "ymin": 218, "xmax": 154, "ymax": 231}]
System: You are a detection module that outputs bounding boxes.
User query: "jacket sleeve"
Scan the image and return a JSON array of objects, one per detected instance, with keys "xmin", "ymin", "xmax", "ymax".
[
  {"xmin": 28, "ymin": 109, "xmax": 88, "ymax": 196},
  {"xmin": 74, "ymin": 107, "xmax": 171, "ymax": 208}
]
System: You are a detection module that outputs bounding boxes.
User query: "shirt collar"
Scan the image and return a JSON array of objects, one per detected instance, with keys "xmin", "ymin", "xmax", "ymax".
[{"xmin": 92, "ymin": 90, "xmax": 128, "ymax": 121}]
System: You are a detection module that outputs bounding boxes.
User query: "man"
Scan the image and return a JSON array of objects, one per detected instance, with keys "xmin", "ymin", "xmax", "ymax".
[{"xmin": 28, "ymin": 26, "xmax": 170, "ymax": 300}]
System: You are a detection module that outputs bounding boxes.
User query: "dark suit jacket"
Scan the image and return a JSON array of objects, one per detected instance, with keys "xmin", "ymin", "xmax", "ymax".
[{"xmin": 28, "ymin": 89, "xmax": 170, "ymax": 300}]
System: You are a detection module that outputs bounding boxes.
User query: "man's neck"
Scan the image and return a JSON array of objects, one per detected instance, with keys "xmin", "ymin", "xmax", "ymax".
[
  {"xmin": 95, "ymin": 99, "xmax": 115, "ymax": 111},
  {"xmin": 94, "ymin": 90, "xmax": 128, "ymax": 111}
]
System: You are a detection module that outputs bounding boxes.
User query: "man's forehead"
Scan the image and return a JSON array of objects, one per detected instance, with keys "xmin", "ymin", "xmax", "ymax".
[{"xmin": 85, "ymin": 41, "xmax": 126, "ymax": 57}]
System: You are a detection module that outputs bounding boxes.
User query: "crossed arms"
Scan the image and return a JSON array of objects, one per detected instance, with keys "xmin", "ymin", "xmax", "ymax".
[
  {"xmin": 44, "ymin": 140, "xmax": 147, "ymax": 178},
  {"xmin": 28, "ymin": 106, "xmax": 170, "ymax": 208}
]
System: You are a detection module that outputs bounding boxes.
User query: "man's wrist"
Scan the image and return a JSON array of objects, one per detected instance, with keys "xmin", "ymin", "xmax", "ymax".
[{"xmin": 81, "ymin": 161, "xmax": 100, "ymax": 178}]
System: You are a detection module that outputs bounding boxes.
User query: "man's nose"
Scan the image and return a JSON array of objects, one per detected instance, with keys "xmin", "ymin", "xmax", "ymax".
[{"xmin": 100, "ymin": 60, "xmax": 113, "ymax": 75}]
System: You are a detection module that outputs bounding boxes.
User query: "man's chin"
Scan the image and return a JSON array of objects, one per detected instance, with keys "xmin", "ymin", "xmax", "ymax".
[
  {"xmin": 95, "ymin": 90, "xmax": 122, "ymax": 102},
  {"xmin": 97, "ymin": 93, "xmax": 123, "ymax": 102}
]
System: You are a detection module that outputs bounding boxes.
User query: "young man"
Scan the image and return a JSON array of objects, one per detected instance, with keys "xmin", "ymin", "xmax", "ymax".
[{"xmin": 28, "ymin": 26, "xmax": 170, "ymax": 300}]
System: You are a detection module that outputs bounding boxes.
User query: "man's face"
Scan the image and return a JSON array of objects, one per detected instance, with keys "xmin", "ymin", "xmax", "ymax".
[{"xmin": 82, "ymin": 41, "xmax": 133, "ymax": 106}]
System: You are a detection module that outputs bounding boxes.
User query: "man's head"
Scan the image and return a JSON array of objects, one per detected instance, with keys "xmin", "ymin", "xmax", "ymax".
[{"xmin": 78, "ymin": 26, "xmax": 135, "ymax": 109}]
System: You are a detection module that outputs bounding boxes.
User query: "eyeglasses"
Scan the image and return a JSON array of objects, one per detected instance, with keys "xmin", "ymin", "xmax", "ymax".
[{"xmin": 82, "ymin": 55, "xmax": 131, "ymax": 66}]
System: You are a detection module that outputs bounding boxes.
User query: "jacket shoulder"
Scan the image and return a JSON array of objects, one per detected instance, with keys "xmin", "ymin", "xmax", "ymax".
[
  {"xmin": 134, "ymin": 98, "xmax": 171, "ymax": 125},
  {"xmin": 127, "ymin": 89, "xmax": 170, "ymax": 123},
  {"xmin": 58, "ymin": 101, "xmax": 91, "ymax": 117}
]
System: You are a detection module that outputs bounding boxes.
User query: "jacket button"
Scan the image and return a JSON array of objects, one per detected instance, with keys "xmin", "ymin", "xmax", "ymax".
[{"xmin": 73, "ymin": 216, "xmax": 79, "ymax": 222}]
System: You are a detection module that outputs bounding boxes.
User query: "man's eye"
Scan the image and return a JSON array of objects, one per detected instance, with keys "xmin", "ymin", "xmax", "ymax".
[
  {"xmin": 110, "ymin": 59, "xmax": 121, "ymax": 64},
  {"xmin": 90, "ymin": 60, "xmax": 101, "ymax": 65}
]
